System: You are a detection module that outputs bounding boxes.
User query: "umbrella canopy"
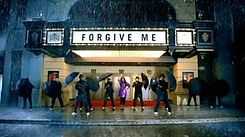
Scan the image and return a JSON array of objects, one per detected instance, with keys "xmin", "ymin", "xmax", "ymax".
[
  {"xmin": 167, "ymin": 72, "xmax": 177, "ymax": 92},
  {"xmin": 86, "ymin": 76, "xmax": 100, "ymax": 92},
  {"xmin": 141, "ymin": 73, "xmax": 149, "ymax": 89},
  {"xmin": 150, "ymin": 78, "xmax": 158, "ymax": 93},
  {"xmin": 64, "ymin": 72, "xmax": 79, "ymax": 85},
  {"xmin": 99, "ymin": 73, "xmax": 113, "ymax": 81}
]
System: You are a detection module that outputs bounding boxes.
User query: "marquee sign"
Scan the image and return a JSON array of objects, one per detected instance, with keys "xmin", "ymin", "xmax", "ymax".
[
  {"xmin": 175, "ymin": 28, "xmax": 195, "ymax": 46},
  {"xmin": 70, "ymin": 28, "xmax": 168, "ymax": 46}
]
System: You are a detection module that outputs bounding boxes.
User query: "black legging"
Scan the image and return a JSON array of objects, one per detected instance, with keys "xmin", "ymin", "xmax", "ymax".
[
  {"xmin": 133, "ymin": 93, "xmax": 144, "ymax": 107},
  {"xmin": 154, "ymin": 92, "xmax": 171, "ymax": 112},
  {"xmin": 74, "ymin": 95, "xmax": 90, "ymax": 113},
  {"xmin": 187, "ymin": 93, "xmax": 197, "ymax": 106},
  {"xmin": 86, "ymin": 90, "xmax": 92, "ymax": 109},
  {"xmin": 103, "ymin": 93, "xmax": 115, "ymax": 107},
  {"xmin": 120, "ymin": 97, "xmax": 126, "ymax": 106},
  {"xmin": 23, "ymin": 94, "xmax": 32, "ymax": 109},
  {"xmin": 51, "ymin": 94, "xmax": 64, "ymax": 108}
]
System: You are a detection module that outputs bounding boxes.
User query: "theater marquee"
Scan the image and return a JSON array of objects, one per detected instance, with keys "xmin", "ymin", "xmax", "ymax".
[{"xmin": 70, "ymin": 28, "xmax": 168, "ymax": 46}]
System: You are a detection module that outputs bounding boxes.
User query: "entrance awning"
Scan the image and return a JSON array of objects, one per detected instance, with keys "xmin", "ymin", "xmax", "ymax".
[
  {"xmin": 65, "ymin": 51, "xmax": 176, "ymax": 66},
  {"xmin": 72, "ymin": 50, "xmax": 166, "ymax": 58},
  {"xmin": 78, "ymin": 57, "xmax": 176, "ymax": 63}
]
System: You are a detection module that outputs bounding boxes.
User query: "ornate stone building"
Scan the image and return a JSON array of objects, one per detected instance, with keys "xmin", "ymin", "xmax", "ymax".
[{"xmin": 0, "ymin": 0, "xmax": 241, "ymax": 107}]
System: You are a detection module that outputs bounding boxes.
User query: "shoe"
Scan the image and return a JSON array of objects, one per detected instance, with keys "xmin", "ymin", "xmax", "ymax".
[
  {"xmin": 49, "ymin": 108, "xmax": 54, "ymax": 111},
  {"xmin": 165, "ymin": 108, "xmax": 169, "ymax": 111},
  {"xmin": 86, "ymin": 112, "xmax": 90, "ymax": 116},
  {"xmin": 154, "ymin": 112, "xmax": 159, "ymax": 115},
  {"xmin": 168, "ymin": 112, "xmax": 172, "ymax": 116},
  {"xmin": 72, "ymin": 112, "xmax": 77, "ymax": 116},
  {"xmin": 120, "ymin": 107, "xmax": 124, "ymax": 111},
  {"xmin": 79, "ymin": 108, "xmax": 83, "ymax": 111},
  {"xmin": 220, "ymin": 105, "xmax": 224, "ymax": 109},
  {"xmin": 90, "ymin": 107, "xmax": 95, "ymax": 111},
  {"xmin": 102, "ymin": 107, "xmax": 105, "ymax": 111},
  {"xmin": 210, "ymin": 106, "xmax": 214, "ymax": 109},
  {"xmin": 133, "ymin": 107, "xmax": 136, "ymax": 111},
  {"xmin": 141, "ymin": 107, "xmax": 144, "ymax": 112},
  {"xmin": 112, "ymin": 107, "xmax": 115, "ymax": 111}
]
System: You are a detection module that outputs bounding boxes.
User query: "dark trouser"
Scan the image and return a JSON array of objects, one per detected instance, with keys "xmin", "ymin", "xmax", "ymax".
[
  {"xmin": 51, "ymin": 94, "xmax": 64, "ymax": 108},
  {"xmin": 103, "ymin": 93, "xmax": 115, "ymax": 107},
  {"xmin": 217, "ymin": 96, "xmax": 223, "ymax": 106},
  {"xmin": 187, "ymin": 93, "xmax": 197, "ymax": 106},
  {"xmin": 208, "ymin": 96, "xmax": 223, "ymax": 106},
  {"xmin": 208, "ymin": 95, "xmax": 216, "ymax": 106},
  {"xmin": 86, "ymin": 90, "xmax": 92, "ymax": 109},
  {"xmin": 120, "ymin": 97, "xmax": 126, "ymax": 106},
  {"xmin": 133, "ymin": 93, "xmax": 144, "ymax": 107},
  {"xmin": 74, "ymin": 95, "xmax": 90, "ymax": 113},
  {"xmin": 154, "ymin": 92, "xmax": 171, "ymax": 112},
  {"xmin": 23, "ymin": 94, "xmax": 32, "ymax": 109}
]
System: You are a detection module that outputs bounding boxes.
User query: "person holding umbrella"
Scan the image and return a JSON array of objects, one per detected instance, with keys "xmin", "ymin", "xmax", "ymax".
[
  {"xmin": 154, "ymin": 74, "xmax": 172, "ymax": 116},
  {"xmin": 118, "ymin": 76, "xmax": 130, "ymax": 111},
  {"xmin": 72, "ymin": 74, "xmax": 90, "ymax": 116},
  {"xmin": 102, "ymin": 78, "xmax": 115, "ymax": 111},
  {"xmin": 132, "ymin": 76, "xmax": 144, "ymax": 112}
]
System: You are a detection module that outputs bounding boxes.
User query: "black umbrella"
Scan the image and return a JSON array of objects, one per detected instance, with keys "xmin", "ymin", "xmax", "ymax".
[
  {"xmin": 150, "ymin": 78, "xmax": 158, "ymax": 93},
  {"xmin": 167, "ymin": 72, "xmax": 177, "ymax": 92},
  {"xmin": 86, "ymin": 76, "xmax": 100, "ymax": 92},
  {"xmin": 64, "ymin": 72, "xmax": 79, "ymax": 85},
  {"xmin": 141, "ymin": 73, "xmax": 149, "ymax": 89},
  {"xmin": 99, "ymin": 73, "xmax": 113, "ymax": 81}
]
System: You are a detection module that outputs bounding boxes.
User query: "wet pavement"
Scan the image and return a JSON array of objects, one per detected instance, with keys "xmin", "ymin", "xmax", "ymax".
[
  {"xmin": 0, "ymin": 106, "xmax": 245, "ymax": 136},
  {"xmin": 1, "ymin": 106, "xmax": 245, "ymax": 121},
  {"xmin": 1, "ymin": 122, "xmax": 245, "ymax": 137}
]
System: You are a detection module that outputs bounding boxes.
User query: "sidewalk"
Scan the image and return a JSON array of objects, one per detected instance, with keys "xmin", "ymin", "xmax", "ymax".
[{"xmin": 0, "ymin": 106, "xmax": 245, "ymax": 126}]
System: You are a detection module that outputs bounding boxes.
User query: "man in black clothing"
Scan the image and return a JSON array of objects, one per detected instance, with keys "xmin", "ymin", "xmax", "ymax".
[
  {"xmin": 48, "ymin": 78, "xmax": 64, "ymax": 110},
  {"xmin": 154, "ymin": 74, "xmax": 172, "ymax": 116},
  {"xmin": 132, "ymin": 76, "xmax": 144, "ymax": 111},
  {"xmin": 72, "ymin": 74, "xmax": 90, "ymax": 116},
  {"xmin": 102, "ymin": 78, "xmax": 115, "ymax": 111},
  {"xmin": 18, "ymin": 78, "xmax": 34, "ymax": 109},
  {"xmin": 187, "ymin": 77, "xmax": 201, "ymax": 106}
]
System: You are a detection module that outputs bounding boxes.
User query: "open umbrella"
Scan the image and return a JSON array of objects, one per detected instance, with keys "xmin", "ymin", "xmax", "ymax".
[
  {"xmin": 64, "ymin": 72, "xmax": 79, "ymax": 85},
  {"xmin": 141, "ymin": 73, "xmax": 149, "ymax": 89},
  {"xmin": 167, "ymin": 72, "xmax": 177, "ymax": 92},
  {"xmin": 86, "ymin": 76, "xmax": 100, "ymax": 92},
  {"xmin": 99, "ymin": 73, "xmax": 113, "ymax": 81}
]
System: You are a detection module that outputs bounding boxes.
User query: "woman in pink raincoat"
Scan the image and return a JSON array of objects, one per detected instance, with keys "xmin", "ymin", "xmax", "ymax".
[{"xmin": 118, "ymin": 77, "xmax": 130, "ymax": 110}]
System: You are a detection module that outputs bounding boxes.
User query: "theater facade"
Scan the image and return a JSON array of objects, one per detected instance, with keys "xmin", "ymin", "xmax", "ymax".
[{"xmin": 1, "ymin": 0, "xmax": 217, "ymax": 106}]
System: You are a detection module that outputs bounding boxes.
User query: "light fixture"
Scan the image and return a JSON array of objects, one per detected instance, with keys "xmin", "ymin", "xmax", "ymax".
[{"xmin": 72, "ymin": 50, "xmax": 166, "ymax": 58}]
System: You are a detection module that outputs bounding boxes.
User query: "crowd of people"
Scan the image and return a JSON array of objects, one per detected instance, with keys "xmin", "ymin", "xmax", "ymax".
[{"xmin": 15, "ymin": 72, "xmax": 230, "ymax": 116}]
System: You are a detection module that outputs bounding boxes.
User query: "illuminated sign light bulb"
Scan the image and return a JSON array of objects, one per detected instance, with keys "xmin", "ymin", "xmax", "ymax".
[{"xmin": 72, "ymin": 50, "xmax": 166, "ymax": 58}]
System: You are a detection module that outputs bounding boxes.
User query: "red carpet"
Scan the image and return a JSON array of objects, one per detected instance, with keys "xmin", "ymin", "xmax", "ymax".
[{"xmin": 91, "ymin": 100, "xmax": 159, "ymax": 107}]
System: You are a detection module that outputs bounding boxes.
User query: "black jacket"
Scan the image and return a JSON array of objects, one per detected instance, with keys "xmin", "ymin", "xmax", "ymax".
[
  {"xmin": 132, "ymin": 81, "xmax": 143, "ymax": 95},
  {"xmin": 75, "ymin": 80, "xmax": 89, "ymax": 96},
  {"xmin": 105, "ymin": 81, "xmax": 114, "ymax": 94},
  {"xmin": 47, "ymin": 80, "xmax": 62, "ymax": 97},
  {"xmin": 18, "ymin": 79, "xmax": 34, "ymax": 97}
]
